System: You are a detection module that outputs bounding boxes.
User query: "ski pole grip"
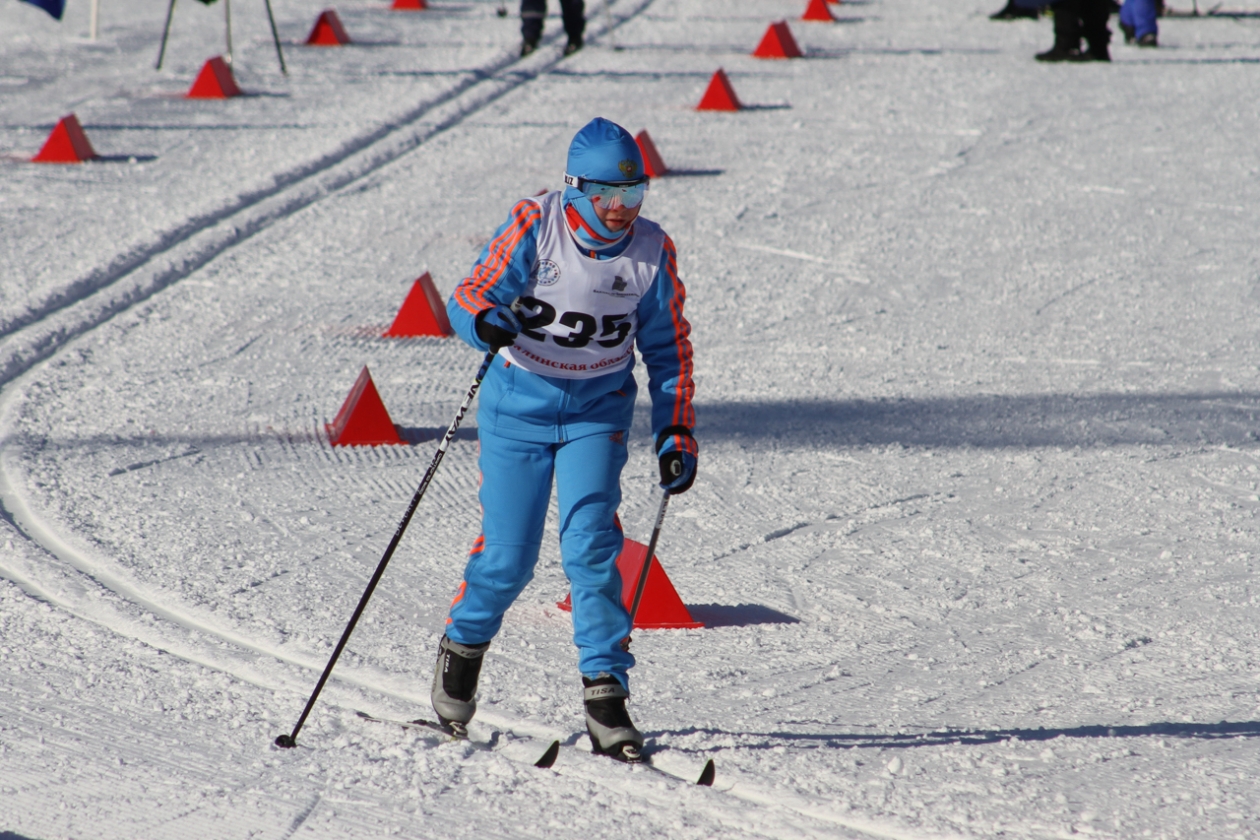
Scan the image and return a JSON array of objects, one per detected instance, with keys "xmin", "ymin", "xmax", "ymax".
[{"xmin": 487, "ymin": 297, "xmax": 525, "ymax": 355}]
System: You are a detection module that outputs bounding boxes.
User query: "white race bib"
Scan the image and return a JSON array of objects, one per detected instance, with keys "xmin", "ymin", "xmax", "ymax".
[{"xmin": 501, "ymin": 192, "xmax": 665, "ymax": 379}]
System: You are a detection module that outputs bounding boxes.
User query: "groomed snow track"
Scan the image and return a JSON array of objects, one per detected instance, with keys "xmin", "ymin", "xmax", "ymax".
[
  {"xmin": 0, "ymin": 0, "xmax": 650, "ymax": 390},
  {"xmin": 0, "ymin": 2, "xmax": 915, "ymax": 836}
]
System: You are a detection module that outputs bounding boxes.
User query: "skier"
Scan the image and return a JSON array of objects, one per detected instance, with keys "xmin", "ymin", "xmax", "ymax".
[{"xmin": 430, "ymin": 117, "xmax": 697, "ymax": 762}]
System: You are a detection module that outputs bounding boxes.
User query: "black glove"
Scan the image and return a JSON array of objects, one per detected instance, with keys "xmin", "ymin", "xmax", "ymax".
[
  {"xmin": 656, "ymin": 426, "xmax": 697, "ymax": 495},
  {"xmin": 475, "ymin": 304, "xmax": 522, "ymax": 350}
]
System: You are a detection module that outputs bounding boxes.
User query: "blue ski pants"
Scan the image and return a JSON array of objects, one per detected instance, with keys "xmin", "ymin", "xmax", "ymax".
[
  {"xmin": 445, "ymin": 427, "xmax": 635, "ymax": 687},
  {"xmin": 1120, "ymin": 0, "xmax": 1158, "ymax": 39}
]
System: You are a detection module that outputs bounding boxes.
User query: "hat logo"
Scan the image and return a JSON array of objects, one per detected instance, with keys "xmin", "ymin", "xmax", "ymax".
[{"xmin": 618, "ymin": 159, "xmax": 638, "ymax": 178}]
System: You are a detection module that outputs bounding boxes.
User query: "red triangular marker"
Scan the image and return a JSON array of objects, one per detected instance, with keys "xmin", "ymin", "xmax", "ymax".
[
  {"xmin": 326, "ymin": 367, "xmax": 403, "ymax": 446},
  {"xmin": 753, "ymin": 21, "xmax": 803, "ymax": 58},
  {"xmin": 32, "ymin": 114, "xmax": 97, "ymax": 164},
  {"xmin": 696, "ymin": 69, "xmax": 742, "ymax": 112},
  {"xmin": 634, "ymin": 130, "xmax": 669, "ymax": 178},
  {"xmin": 827, "ymin": 0, "xmax": 841, "ymax": 4},
  {"xmin": 307, "ymin": 9, "xmax": 351, "ymax": 45},
  {"xmin": 392, "ymin": 0, "xmax": 427, "ymax": 8},
  {"xmin": 383, "ymin": 272, "xmax": 453, "ymax": 338},
  {"xmin": 556, "ymin": 538, "xmax": 703, "ymax": 630},
  {"xmin": 802, "ymin": 0, "xmax": 835, "ymax": 21},
  {"xmin": 187, "ymin": 56, "xmax": 242, "ymax": 99}
]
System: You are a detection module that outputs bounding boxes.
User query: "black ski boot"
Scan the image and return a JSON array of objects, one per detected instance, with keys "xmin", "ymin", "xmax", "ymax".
[
  {"xmin": 1035, "ymin": 44, "xmax": 1086, "ymax": 60},
  {"xmin": 1084, "ymin": 41, "xmax": 1111, "ymax": 60},
  {"xmin": 583, "ymin": 674, "xmax": 644, "ymax": 762},
  {"xmin": 989, "ymin": 0, "xmax": 1039, "ymax": 19},
  {"xmin": 430, "ymin": 635, "xmax": 489, "ymax": 737}
]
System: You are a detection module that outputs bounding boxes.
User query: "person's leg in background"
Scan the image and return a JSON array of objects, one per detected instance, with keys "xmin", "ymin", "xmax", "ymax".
[
  {"xmin": 1036, "ymin": 0, "xmax": 1083, "ymax": 60},
  {"xmin": 521, "ymin": 0, "xmax": 546, "ymax": 55},
  {"xmin": 1081, "ymin": 0, "xmax": 1112, "ymax": 58},
  {"xmin": 559, "ymin": 0, "xmax": 585, "ymax": 53}
]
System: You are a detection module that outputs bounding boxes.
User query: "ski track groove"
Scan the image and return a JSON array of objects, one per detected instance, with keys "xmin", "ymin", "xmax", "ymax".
[
  {"xmin": 585, "ymin": 748, "xmax": 958, "ymax": 840},
  {"xmin": 0, "ymin": 0, "xmax": 655, "ymax": 391},
  {"xmin": 0, "ymin": 434, "xmax": 925, "ymax": 837}
]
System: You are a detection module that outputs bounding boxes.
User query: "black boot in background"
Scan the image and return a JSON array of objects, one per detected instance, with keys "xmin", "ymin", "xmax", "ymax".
[
  {"xmin": 1082, "ymin": 0, "xmax": 1112, "ymax": 60},
  {"xmin": 520, "ymin": 0, "xmax": 543, "ymax": 56},
  {"xmin": 560, "ymin": 0, "xmax": 585, "ymax": 48},
  {"xmin": 1036, "ymin": 0, "xmax": 1086, "ymax": 60},
  {"xmin": 990, "ymin": 0, "xmax": 1039, "ymax": 19}
]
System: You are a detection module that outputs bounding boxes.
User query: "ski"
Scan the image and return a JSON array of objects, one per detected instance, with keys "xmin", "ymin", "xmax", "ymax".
[
  {"xmin": 355, "ymin": 711, "xmax": 711, "ymax": 784},
  {"xmin": 589, "ymin": 742, "xmax": 716, "ymax": 786},
  {"xmin": 355, "ymin": 711, "xmax": 560, "ymax": 768},
  {"xmin": 640, "ymin": 754, "xmax": 716, "ymax": 787}
]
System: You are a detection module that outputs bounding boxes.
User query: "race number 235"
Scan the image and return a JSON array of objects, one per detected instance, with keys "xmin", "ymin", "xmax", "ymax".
[{"xmin": 518, "ymin": 296, "xmax": 631, "ymax": 349}]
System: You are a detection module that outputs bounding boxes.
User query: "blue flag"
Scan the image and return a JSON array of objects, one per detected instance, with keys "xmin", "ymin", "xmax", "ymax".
[{"xmin": 20, "ymin": 0, "xmax": 66, "ymax": 19}]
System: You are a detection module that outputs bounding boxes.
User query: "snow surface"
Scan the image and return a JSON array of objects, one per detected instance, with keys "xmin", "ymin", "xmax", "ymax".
[{"xmin": 4, "ymin": 0, "xmax": 1260, "ymax": 836}]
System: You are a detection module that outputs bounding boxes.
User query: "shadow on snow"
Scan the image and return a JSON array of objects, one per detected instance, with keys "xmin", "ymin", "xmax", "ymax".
[
  {"xmin": 10, "ymin": 391, "xmax": 1260, "ymax": 460},
  {"xmin": 687, "ymin": 603, "xmax": 800, "ymax": 627},
  {"xmin": 665, "ymin": 719, "xmax": 1260, "ymax": 751},
  {"xmin": 694, "ymin": 391, "xmax": 1260, "ymax": 449}
]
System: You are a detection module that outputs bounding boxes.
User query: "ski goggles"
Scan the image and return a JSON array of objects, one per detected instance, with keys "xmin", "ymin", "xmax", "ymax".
[{"xmin": 563, "ymin": 173, "xmax": 650, "ymax": 209}]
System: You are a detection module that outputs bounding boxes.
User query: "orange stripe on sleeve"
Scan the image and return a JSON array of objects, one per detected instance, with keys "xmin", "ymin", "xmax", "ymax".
[
  {"xmin": 661, "ymin": 237, "xmax": 695, "ymax": 430},
  {"xmin": 454, "ymin": 201, "xmax": 542, "ymax": 315}
]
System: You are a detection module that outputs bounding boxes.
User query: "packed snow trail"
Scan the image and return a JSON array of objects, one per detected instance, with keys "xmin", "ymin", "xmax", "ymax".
[{"xmin": 0, "ymin": 0, "xmax": 656, "ymax": 387}]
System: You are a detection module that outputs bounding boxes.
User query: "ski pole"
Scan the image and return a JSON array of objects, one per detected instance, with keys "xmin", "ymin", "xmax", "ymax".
[
  {"xmin": 156, "ymin": 0, "xmax": 177, "ymax": 70},
  {"xmin": 223, "ymin": 0, "xmax": 233, "ymax": 66},
  {"xmin": 626, "ymin": 488, "xmax": 670, "ymax": 627},
  {"xmin": 276, "ymin": 337, "xmax": 510, "ymax": 749},
  {"xmin": 262, "ymin": 0, "xmax": 287, "ymax": 75}
]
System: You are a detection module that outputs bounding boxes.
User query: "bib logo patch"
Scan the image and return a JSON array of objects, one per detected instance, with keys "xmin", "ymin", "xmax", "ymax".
[
  {"xmin": 611, "ymin": 276, "xmax": 627, "ymax": 292},
  {"xmin": 533, "ymin": 259, "xmax": 560, "ymax": 287}
]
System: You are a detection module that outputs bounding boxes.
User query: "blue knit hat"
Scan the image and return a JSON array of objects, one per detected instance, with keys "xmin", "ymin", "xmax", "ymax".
[{"xmin": 566, "ymin": 118, "xmax": 644, "ymax": 183}]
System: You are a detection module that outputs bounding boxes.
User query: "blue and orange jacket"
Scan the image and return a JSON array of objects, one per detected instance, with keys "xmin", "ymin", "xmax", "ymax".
[{"xmin": 448, "ymin": 197, "xmax": 696, "ymax": 450}]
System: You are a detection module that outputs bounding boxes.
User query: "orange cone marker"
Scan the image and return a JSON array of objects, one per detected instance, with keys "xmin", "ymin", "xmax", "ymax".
[
  {"xmin": 753, "ymin": 21, "xmax": 803, "ymax": 58},
  {"xmin": 383, "ymin": 272, "xmax": 453, "ymax": 338},
  {"xmin": 327, "ymin": 367, "xmax": 403, "ymax": 446},
  {"xmin": 306, "ymin": 10, "xmax": 351, "ymax": 45},
  {"xmin": 32, "ymin": 114, "xmax": 97, "ymax": 163},
  {"xmin": 802, "ymin": 0, "xmax": 835, "ymax": 22},
  {"xmin": 557, "ymin": 539, "xmax": 703, "ymax": 630},
  {"xmin": 187, "ymin": 57, "xmax": 242, "ymax": 99},
  {"xmin": 696, "ymin": 69, "xmax": 742, "ymax": 112},
  {"xmin": 634, "ymin": 130, "xmax": 669, "ymax": 178}
]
